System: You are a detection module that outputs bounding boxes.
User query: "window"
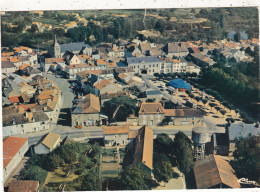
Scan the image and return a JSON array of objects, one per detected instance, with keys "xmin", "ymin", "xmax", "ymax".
[{"xmin": 83, "ymin": 122, "xmax": 87, "ymax": 126}]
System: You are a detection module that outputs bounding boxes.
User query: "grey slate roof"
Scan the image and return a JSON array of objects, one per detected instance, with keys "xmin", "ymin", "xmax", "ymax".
[
  {"xmin": 1, "ymin": 61, "xmax": 15, "ymax": 68},
  {"xmin": 3, "ymin": 111, "xmax": 49, "ymax": 126},
  {"xmin": 127, "ymin": 56, "xmax": 161, "ymax": 64},
  {"xmin": 60, "ymin": 42, "xmax": 91, "ymax": 53},
  {"xmin": 229, "ymin": 123, "xmax": 260, "ymax": 141}
]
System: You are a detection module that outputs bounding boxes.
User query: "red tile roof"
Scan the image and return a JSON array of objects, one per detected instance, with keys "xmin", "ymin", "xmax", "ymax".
[
  {"xmin": 194, "ymin": 155, "xmax": 241, "ymax": 189},
  {"xmin": 16, "ymin": 103, "xmax": 38, "ymax": 111},
  {"xmin": 3, "ymin": 137, "xmax": 28, "ymax": 168},
  {"xmin": 9, "ymin": 96, "xmax": 21, "ymax": 103},
  {"xmin": 103, "ymin": 126, "xmax": 129, "ymax": 135},
  {"xmin": 138, "ymin": 102, "xmax": 165, "ymax": 114},
  {"xmin": 8, "ymin": 180, "xmax": 39, "ymax": 192}
]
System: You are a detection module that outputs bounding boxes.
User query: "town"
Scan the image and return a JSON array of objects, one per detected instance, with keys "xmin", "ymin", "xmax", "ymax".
[{"xmin": 1, "ymin": 8, "xmax": 260, "ymax": 192}]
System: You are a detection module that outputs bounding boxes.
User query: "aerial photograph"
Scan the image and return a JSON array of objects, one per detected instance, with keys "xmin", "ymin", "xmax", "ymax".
[{"xmin": 1, "ymin": 6, "xmax": 260, "ymax": 192}]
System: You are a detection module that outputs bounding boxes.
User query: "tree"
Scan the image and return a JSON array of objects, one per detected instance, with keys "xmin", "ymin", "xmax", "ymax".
[
  {"xmin": 160, "ymin": 116, "xmax": 172, "ymax": 126},
  {"xmin": 172, "ymin": 132, "xmax": 194, "ymax": 174},
  {"xmin": 45, "ymin": 153, "xmax": 63, "ymax": 171},
  {"xmin": 209, "ymin": 102, "xmax": 217, "ymax": 111},
  {"xmin": 188, "ymin": 92, "xmax": 195, "ymax": 100},
  {"xmin": 219, "ymin": 109, "xmax": 226, "ymax": 118},
  {"xmin": 154, "ymin": 134, "xmax": 174, "ymax": 155},
  {"xmin": 234, "ymin": 32, "xmax": 241, "ymax": 42},
  {"xmin": 231, "ymin": 136, "xmax": 260, "ymax": 183},
  {"xmin": 154, "ymin": 73, "xmax": 160, "ymax": 79},
  {"xmin": 226, "ymin": 117, "xmax": 235, "ymax": 124},
  {"xmin": 153, "ymin": 155, "xmax": 179, "ymax": 186},
  {"xmin": 102, "ymin": 96, "xmax": 137, "ymax": 122},
  {"xmin": 190, "ymin": 72, "xmax": 198, "ymax": 79},
  {"xmin": 214, "ymin": 106, "xmax": 222, "ymax": 114},
  {"xmin": 31, "ymin": 24, "xmax": 39, "ymax": 34},
  {"xmin": 78, "ymin": 169, "xmax": 102, "ymax": 191},
  {"xmin": 235, "ymin": 109, "xmax": 240, "ymax": 116},
  {"xmin": 194, "ymin": 96, "xmax": 201, "ymax": 105},
  {"xmin": 201, "ymin": 98, "xmax": 208, "ymax": 107},
  {"xmin": 120, "ymin": 165, "xmax": 155, "ymax": 190}
]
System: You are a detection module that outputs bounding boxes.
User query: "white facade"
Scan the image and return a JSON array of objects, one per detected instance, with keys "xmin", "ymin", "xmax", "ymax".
[
  {"xmin": 104, "ymin": 133, "xmax": 130, "ymax": 146},
  {"xmin": 4, "ymin": 140, "xmax": 29, "ymax": 183}
]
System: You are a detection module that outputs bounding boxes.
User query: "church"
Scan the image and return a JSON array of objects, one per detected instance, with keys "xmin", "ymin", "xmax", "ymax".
[{"xmin": 54, "ymin": 35, "xmax": 92, "ymax": 58}]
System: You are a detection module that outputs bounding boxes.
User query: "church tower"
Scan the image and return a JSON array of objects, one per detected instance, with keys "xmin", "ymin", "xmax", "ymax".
[{"xmin": 54, "ymin": 35, "xmax": 61, "ymax": 58}]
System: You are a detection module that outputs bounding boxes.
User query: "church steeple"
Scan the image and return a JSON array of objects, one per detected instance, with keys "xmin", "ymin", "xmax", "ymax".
[{"xmin": 54, "ymin": 35, "xmax": 61, "ymax": 58}]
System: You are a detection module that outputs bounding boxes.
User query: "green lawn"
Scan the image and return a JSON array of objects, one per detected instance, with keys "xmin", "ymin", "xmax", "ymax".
[
  {"xmin": 102, "ymin": 148, "xmax": 117, "ymax": 155},
  {"xmin": 102, "ymin": 170, "xmax": 119, "ymax": 175}
]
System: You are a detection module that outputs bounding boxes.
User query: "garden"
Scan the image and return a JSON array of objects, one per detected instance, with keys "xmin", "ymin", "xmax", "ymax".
[
  {"xmin": 18, "ymin": 141, "xmax": 102, "ymax": 191},
  {"xmin": 100, "ymin": 147, "xmax": 125, "ymax": 178}
]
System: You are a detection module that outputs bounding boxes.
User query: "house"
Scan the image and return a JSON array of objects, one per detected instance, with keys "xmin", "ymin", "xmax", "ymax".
[
  {"xmin": 163, "ymin": 42, "xmax": 189, "ymax": 58},
  {"xmin": 186, "ymin": 62, "xmax": 201, "ymax": 74},
  {"xmin": 138, "ymin": 102, "xmax": 165, "ymax": 126},
  {"xmin": 228, "ymin": 123, "xmax": 260, "ymax": 156},
  {"xmin": 127, "ymin": 56, "xmax": 162, "ymax": 75},
  {"xmin": 133, "ymin": 125, "xmax": 154, "ymax": 171},
  {"xmin": 1, "ymin": 61, "xmax": 16, "ymax": 74},
  {"xmin": 44, "ymin": 58, "xmax": 65, "ymax": 72},
  {"xmin": 3, "ymin": 137, "xmax": 29, "ymax": 183},
  {"xmin": 34, "ymin": 133, "xmax": 61, "ymax": 154},
  {"xmin": 103, "ymin": 126, "xmax": 130, "ymax": 146},
  {"xmin": 65, "ymin": 63, "xmax": 100, "ymax": 79},
  {"xmin": 191, "ymin": 53, "xmax": 215, "ymax": 67},
  {"xmin": 93, "ymin": 79, "xmax": 122, "ymax": 95},
  {"xmin": 138, "ymin": 42, "xmax": 152, "ymax": 55},
  {"xmin": 30, "ymin": 10, "xmax": 43, "ymax": 17},
  {"xmin": 193, "ymin": 155, "xmax": 240, "ymax": 189},
  {"xmin": 19, "ymin": 65, "xmax": 42, "ymax": 78},
  {"xmin": 71, "ymin": 93, "xmax": 108, "ymax": 127},
  {"xmin": 54, "ymin": 35, "xmax": 92, "ymax": 58},
  {"xmin": 171, "ymin": 57, "xmax": 188, "ymax": 73},
  {"xmin": 63, "ymin": 51, "xmax": 81, "ymax": 65},
  {"xmin": 164, "ymin": 108, "xmax": 204, "ymax": 126},
  {"xmin": 2, "ymin": 111, "xmax": 50, "ymax": 137},
  {"xmin": 8, "ymin": 180, "xmax": 39, "ymax": 192},
  {"xmin": 101, "ymin": 91, "xmax": 130, "ymax": 105}
]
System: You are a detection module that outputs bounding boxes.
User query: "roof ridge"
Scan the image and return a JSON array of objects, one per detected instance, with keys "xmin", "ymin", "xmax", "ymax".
[{"xmin": 213, "ymin": 155, "xmax": 223, "ymax": 185}]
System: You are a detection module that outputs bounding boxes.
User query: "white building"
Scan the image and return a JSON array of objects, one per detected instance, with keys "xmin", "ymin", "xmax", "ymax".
[
  {"xmin": 2, "ymin": 111, "xmax": 50, "ymax": 137},
  {"xmin": 3, "ymin": 137, "xmax": 29, "ymax": 183},
  {"xmin": 34, "ymin": 133, "xmax": 61, "ymax": 154}
]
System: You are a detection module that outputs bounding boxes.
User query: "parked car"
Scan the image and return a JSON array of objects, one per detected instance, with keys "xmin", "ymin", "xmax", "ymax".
[{"xmin": 75, "ymin": 125, "xmax": 82, "ymax": 129}]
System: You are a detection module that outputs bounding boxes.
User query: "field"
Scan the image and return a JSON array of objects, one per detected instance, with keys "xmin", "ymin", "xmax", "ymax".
[{"xmin": 100, "ymin": 147, "xmax": 125, "ymax": 178}]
